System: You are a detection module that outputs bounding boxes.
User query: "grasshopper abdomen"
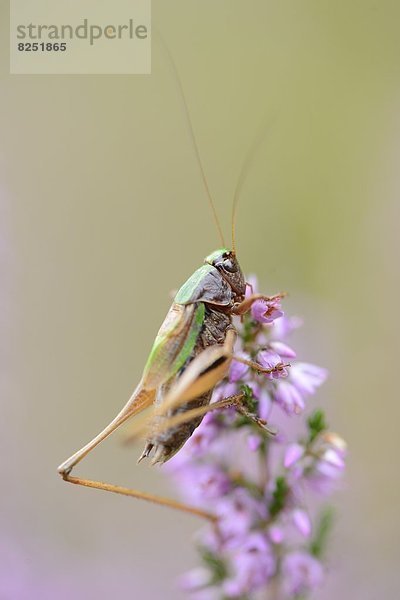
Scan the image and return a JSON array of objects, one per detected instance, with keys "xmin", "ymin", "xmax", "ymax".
[{"xmin": 141, "ymin": 303, "xmax": 233, "ymax": 463}]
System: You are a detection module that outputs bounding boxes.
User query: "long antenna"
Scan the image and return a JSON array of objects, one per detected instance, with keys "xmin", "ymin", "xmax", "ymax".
[
  {"xmin": 231, "ymin": 120, "xmax": 275, "ymax": 253},
  {"xmin": 156, "ymin": 32, "xmax": 226, "ymax": 248}
]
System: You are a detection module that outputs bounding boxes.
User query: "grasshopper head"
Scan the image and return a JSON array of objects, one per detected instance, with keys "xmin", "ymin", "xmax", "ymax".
[{"xmin": 205, "ymin": 248, "xmax": 246, "ymax": 301}]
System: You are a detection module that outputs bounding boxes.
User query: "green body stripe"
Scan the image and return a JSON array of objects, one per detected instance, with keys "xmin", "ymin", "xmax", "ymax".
[
  {"xmin": 143, "ymin": 302, "xmax": 205, "ymax": 384},
  {"xmin": 174, "ymin": 264, "xmax": 214, "ymax": 304},
  {"xmin": 171, "ymin": 302, "xmax": 205, "ymax": 373}
]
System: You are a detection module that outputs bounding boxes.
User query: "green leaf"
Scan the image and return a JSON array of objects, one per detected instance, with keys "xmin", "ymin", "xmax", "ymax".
[
  {"xmin": 307, "ymin": 409, "xmax": 328, "ymax": 443},
  {"xmin": 199, "ymin": 548, "xmax": 227, "ymax": 584},
  {"xmin": 309, "ymin": 506, "xmax": 335, "ymax": 558},
  {"xmin": 242, "ymin": 315, "xmax": 257, "ymax": 344},
  {"xmin": 240, "ymin": 383, "xmax": 257, "ymax": 413},
  {"xmin": 269, "ymin": 476, "xmax": 289, "ymax": 517}
]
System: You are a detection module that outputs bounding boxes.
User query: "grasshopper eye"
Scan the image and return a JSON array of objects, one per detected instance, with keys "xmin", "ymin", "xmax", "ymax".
[{"xmin": 222, "ymin": 258, "xmax": 237, "ymax": 273}]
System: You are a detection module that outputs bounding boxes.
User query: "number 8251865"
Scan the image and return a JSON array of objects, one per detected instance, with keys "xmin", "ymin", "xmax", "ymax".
[{"xmin": 17, "ymin": 42, "xmax": 67, "ymax": 52}]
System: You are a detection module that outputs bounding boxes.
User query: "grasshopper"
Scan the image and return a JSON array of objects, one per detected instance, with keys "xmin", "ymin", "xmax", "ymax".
[{"xmin": 58, "ymin": 45, "xmax": 282, "ymax": 522}]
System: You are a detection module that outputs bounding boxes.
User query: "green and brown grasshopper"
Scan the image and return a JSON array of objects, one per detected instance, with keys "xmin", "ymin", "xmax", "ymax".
[
  {"xmin": 58, "ymin": 46, "xmax": 282, "ymax": 522},
  {"xmin": 58, "ymin": 247, "xmax": 283, "ymax": 519}
]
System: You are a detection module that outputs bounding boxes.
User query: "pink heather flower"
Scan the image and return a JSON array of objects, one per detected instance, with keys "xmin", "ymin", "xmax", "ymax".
[
  {"xmin": 215, "ymin": 489, "xmax": 267, "ymax": 540},
  {"xmin": 167, "ymin": 275, "xmax": 345, "ymax": 599},
  {"xmin": 180, "ymin": 568, "xmax": 211, "ymax": 592},
  {"xmin": 251, "ymin": 299, "xmax": 284, "ymax": 324},
  {"xmin": 308, "ymin": 432, "xmax": 347, "ymax": 486},
  {"xmin": 292, "ymin": 509, "xmax": 312, "ymax": 538},
  {"xmin": 290, "ymin": 362, "xmax": 328, "ymax": 396},
  {"xmin": 284, "ymin": 443, "xmax": 305, "ymax": 468},
  {"xmin": 322, "ymin": 448, "xmax": 346, "ymax": 469},
  {"xmin": 270, "ymin": 314, "xmax": 303, "ymax": 339},
  {"xmin": 274, "ymin": 381, "xmax": 305, "ymax": 415},
  {"xmin": 257, "ymin": 350, "xmax": 288, "ymax": 379},
  {"xmin": 222, "ymin": 534, "xmax": 276, "ymax": 597},
  {"xmin": 315, "ymin": 460, "xmax": 344, "ymax": 480},
  {"xmin": 245, "ymin": 276, "xmax": 284, "ymax": 323},
  {"xmin": 229, "ymin": 353, "xmax": 249, "ymax": 382},
  {"xmin": 247, "ymin": 433, "xmax": 263, "ymax": 452},
  {"xmin": 313, "ymin": 448, "xmax": 346, "ymax": 482},
  {"xmin": 257, "ymin": 388, "xmax": 273, "ymax": 420},
  {"xmin": 212, "ymin": 381, "xmax": 239, "ymax": 403},
  {"xmin": 244, "ymin": 381, "xmax": 272, "ymax": 421},
  {"xmin": 268, "ymin": 524, "xmax": 285, "ymax": 544},
  {"xmin": 192, "ymin": 464, "xmax": 232, "ymax": 500},
  {"xmin": 282, "ymin": 551, "xmax": 324, "ymax": 597},
  {"xmin": 268, "ymin": 340, "xmax": 297, "ymax": 358},
  {"xmin": 306, "ymin": 463, "xmax": 345, "ymax": 494},
  {"xmin": 165, "ymin": 462, "xmax": 230, "ymax": 506},
  {"xmin": 257, "ymin": 349, "xmax": 281, "ymax": 369}
]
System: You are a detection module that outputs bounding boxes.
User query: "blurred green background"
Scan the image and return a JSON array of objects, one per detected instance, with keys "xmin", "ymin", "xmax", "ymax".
[{"xmin": 1, "ymin": 0, "xmax": 399, "ymax": 598}]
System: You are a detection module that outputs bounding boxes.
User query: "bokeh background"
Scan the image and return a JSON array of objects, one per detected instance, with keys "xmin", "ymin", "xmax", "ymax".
[{"xmin": 1, "ymin": 0, "xmax": 399, "ymax": 598}]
